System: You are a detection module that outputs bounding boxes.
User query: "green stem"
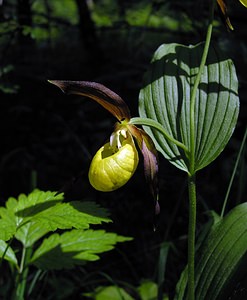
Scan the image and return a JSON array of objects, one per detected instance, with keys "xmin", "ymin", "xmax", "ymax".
[
  {"xmin": 187, "ymin": 2, "xmax": 215, "ymax": 299},
  {"xmin": 189, "ymin": 0, "xmax": 215, "ymax": 174},
  {"xmin": 129, "ymin": 117, "xmax": 189, "ymax": 156},
  {"xmin": 220, "ymin": 127, "xmax": 247, "ymax": 218},
  {"xmin": 30, "ymin": 170, "xmax": 37, "ymax": 192},
  {"xmin": 187, "ymin": 174, "xmax": 197, "ymax": 300},
  {"xmin": 13, "ymin": 247, "xmax": 32, "ymax": 300}
]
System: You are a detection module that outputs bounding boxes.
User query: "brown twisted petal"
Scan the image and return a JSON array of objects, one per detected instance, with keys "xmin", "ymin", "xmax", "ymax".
[
  {"xmin": 216, "ymin": 0, "xmax": 234, "ymax": 30},
  {"xmin": 49, "ymin": 80, "xmax": 131, "ymax": 121},
  {"xmin": 128, "ymin": 124, "xmax": 159, "ymax": 213}
]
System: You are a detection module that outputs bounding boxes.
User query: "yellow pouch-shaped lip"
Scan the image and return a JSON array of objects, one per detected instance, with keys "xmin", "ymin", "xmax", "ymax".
[
  {"xmin": 239, "ymin": 0, "xmax": 247, "ymax": 7},
  {"xmin": 89, "ymin": 141, "xmax": 139, "ymax": 192}
]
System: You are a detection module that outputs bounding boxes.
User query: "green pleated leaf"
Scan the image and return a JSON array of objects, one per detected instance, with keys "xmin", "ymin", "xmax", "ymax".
[
  {"xmin": 30, "ymin": 229, "xmax": 132, "ymax": 270},
  {"xmin": 175, "ymin": 203, "xmax": 247, "ymax": 300},
  {"xmin": 139, "ymin": 43, "xmax": 239, "ymax": 172}
]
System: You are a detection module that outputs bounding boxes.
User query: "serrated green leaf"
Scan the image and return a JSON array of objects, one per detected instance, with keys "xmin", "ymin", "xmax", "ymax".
[
  {"xmin": 0, "ymin": 190, "xmax": 64, "ymax": 242},
  {"xmin": 15, "ymin": 190, "xmax": 64, "ymax": 217},
  {"xmin": 17, "ymin": 201, "xmax": 110, "ymax": 234},
  {"xmin": 33, "ymin": 201, "xmax": 110, "ymax": 230},
  {"xmin": 0, "ymin": 197, "xmax": 19, "ymax": 241},
  {"xmin": 15, "ymin": 201, "xmax": 111, "ymax": 247},
  {"xmin": 30, "ymin": 229, "xmax": 132, "ymax": 270},
  {"xmin": 175, "ymin": 203, "xmax": 247, "ymax": 300},
  {"xmin": 5, "ymin": 197, "xmax": 18, "ymax": 211},
  {"xmin": 0, "ymin": 217, "xmax": 16, "ymax": 241},
  {"xmin": 139, "ymin": 43, "xmax": 239, "ymax": 172},
  {"xmin": 137, "ymin": 280, "xmax": 169, "ymax": 300},
  {"xmin": 0, "ymin": 240, "xmax": 18, "ymax": 266},
  {"xmin": 0, "ymin": 190, "xmax": 62, "ymax": 246},
  {"xmin": 86, "ymin": 285, "xmax": 134, "ymax": 300},
  {"xmin": 138, "ymin": 281, "xmax": 158, "ymax": 300},
  {"xmin": 0, "ymin": 190, "xmax": 111, "ymax": 247},
  {"xmin": 15, "ymin": 221, "xmax": 50, "ymax": 248}
]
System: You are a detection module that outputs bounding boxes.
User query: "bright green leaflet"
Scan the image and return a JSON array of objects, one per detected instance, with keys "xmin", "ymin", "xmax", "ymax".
[
  {"xmin": 30, "ymin": 229, "xmax": 132, "ymax": 270},
  {"xmin": 0, "ymin": 190, "xmax": 111, "ymax": 248},
  {"xmin": 0, "ymin": 240, "xmax": 17, "ymax": 266},
  {"xmin": 139, "ymin": 42, "xmax": 239, "ymax": 173}
]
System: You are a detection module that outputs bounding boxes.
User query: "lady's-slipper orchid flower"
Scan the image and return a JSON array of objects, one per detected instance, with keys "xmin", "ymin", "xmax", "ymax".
[
  {"xmin": 89, "ymin": 122, "xmax": 139, "ymax": 192},
  {"xmin": 239, "ymin": 0, "xmax": 247, "ymax": 8},
  {"xmin": 49, "ymin": 80, "xmax": 159, "ymax": 213}
]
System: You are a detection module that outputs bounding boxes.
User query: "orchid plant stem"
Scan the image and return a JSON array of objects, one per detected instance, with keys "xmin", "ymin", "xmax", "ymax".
[
  {"xmin": 187, "ymin": 173, "xmax": 197, "ymax": 300},
  {"xmin": 187, "ymin": 1, "xmax": 215, "ymax": 299},
  {"xmin": 189, "ymin": 0, "xmax": 215, "ymax": 171},
  {"xmin": 129, "ymin": 117, "xmax": 189, "ymax": 156}
]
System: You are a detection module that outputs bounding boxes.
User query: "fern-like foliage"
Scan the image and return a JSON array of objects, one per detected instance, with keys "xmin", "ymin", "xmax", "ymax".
[{"xmin": 0, "ymin": 190, "xmax": 132, "ymax": 269}]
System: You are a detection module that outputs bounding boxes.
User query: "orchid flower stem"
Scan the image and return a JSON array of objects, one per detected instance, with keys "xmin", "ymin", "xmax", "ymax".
[
  {"xmin": 187, "ymin": 1, "xmax": 215, "ymax": 299},
  {"xmin": 129, "ymin": 117, "xmax": 189, "ymax": 156},
  {"xmin": 189, "ymin": 0, "xmax": 215, "ymax": 173},
  {"xmin": 187, "ymin": 173, "xmax": 197, "ymax": 300}
]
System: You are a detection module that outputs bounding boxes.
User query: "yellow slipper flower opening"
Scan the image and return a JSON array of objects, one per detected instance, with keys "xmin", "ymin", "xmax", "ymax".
[
  {"xmin": 49, "ymin": 80, "xmax": 159, "ymax": 213},
  {"xmin": 89, "ymin": 128, "xmax": 139, "ymax": 191}
]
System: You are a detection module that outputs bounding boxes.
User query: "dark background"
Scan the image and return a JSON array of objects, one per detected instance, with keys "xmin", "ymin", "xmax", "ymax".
[{"xmin": 0, "ymin": 0, "xmax": 246, "ymax": 299}]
